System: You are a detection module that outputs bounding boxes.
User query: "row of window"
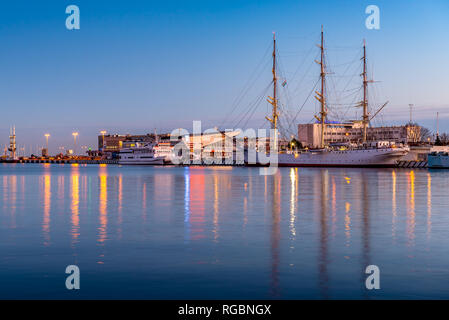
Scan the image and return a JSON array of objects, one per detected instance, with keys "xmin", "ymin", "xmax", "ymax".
[
  {"xmin": 119, "ymin": 156, "xmax": 156, "ymax": 159},
  {"xmin": 325, "ymin": 131, "xmax": 401, "ymax": 136}
]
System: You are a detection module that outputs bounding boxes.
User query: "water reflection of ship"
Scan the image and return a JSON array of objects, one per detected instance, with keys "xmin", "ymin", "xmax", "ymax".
[
  {"xmin": 318, "ymin": 170, "xmax": 329, "ymax": 299},
  {"xmin": 360, "ymin": 172, "xmax": 371, "ymax": 298},
  {"xmin": 314, "ymin": 169, "xmax": 372, "ymax": 298},
  {"xmin": 269, "ymin": 169, "xmax": 374, "ymax": 298},
  {"xmin": 270, "ymin": 172, "xmax": 281, "ymax": 298}
]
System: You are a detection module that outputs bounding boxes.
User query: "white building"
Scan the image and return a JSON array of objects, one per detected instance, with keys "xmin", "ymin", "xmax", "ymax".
[{"xmin": 298, "ymin": 121, "xmax": 421, "ymax": 148}]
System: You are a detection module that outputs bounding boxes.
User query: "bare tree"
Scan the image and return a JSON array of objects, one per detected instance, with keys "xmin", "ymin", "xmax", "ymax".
[
  {"xmin": 419, "ymin": 126, "xmax": 432, "ymax": 142},
  {"xmin": 439, "ymin": 133, "xmax": 449, "ymax": 145},
  {"xmin": 407, "ymin": 123, "xmax": 432, "ymax": 143}
]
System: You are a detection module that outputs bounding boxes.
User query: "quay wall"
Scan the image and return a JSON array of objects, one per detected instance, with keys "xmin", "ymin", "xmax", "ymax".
[
  {"xmin": 0, "ymin": 159, "xmax": 432, "ymax": 168},
  {"xmin": 1, "ymin": 159, "xmax": 119, "ymax": 165}
]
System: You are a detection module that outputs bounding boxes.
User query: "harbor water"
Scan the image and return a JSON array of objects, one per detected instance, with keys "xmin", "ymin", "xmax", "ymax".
[{"xmin": 0, "ymin": 163, "xmax": 449, "ymax": 299}]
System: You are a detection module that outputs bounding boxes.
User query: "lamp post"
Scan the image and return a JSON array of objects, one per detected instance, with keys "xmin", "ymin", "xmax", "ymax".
[
  {"xmin": 72, "ymin": 132, "xmax": 79, "ymax": 155},
  {"xmin": 44, "ymin": 134, "xmax": 50, "ymax": 155},
  {"xmin": 100, "ymin": 130, "xmax": 107, "ymax": 152}
]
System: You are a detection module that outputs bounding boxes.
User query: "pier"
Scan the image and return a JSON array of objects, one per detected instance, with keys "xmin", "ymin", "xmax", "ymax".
[
  {"xmin": 1, "ymin": 159, "xmax": 118, "ymax": 165},
  {"xmin": 396, "ymin": 160, "xmax": 428, "ymax": 168}
]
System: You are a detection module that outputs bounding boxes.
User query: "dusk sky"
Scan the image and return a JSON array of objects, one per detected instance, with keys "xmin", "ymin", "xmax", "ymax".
[{"xmin": 0, "ymin": 0, "xmax": 448, "ymax": 154}]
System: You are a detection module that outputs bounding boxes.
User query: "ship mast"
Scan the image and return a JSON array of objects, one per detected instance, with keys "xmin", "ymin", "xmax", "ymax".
[
  {"xmin": 314, "ymin": 26, "xmax": 327, "ymax": 148},
  {"xmin": 437, "ymin": 112, "xmax": 440, "ymax": 137},
  {"xmin": 266, "ymin": 32, "xmax": 278, "ymax": 131},
  {"xmin": 361, "ymin": 40, "xmax": 369, "ymax": 143}
]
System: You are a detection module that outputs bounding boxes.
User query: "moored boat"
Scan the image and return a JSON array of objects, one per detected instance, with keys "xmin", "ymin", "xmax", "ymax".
[
  {"xmin": 428, "ymin": 151, "xmax": 449, "ymax": 168},
  {"xmin": 259, "ymin": 28, "xmax": 410, "ymax": 167},
  {"xmin": 118, "ymin": 143, "xmax": 164, "ymax": 165}
]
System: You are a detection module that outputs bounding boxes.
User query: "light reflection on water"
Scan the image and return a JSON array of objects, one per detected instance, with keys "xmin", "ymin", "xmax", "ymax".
[
  {"xmin": 71, "ymin": 166, "xmax": 80, "ymax": 245},
  {"xmin": 42, "ymin": 173, "xmax": 51, "ymax": 246},
  {"xmin": 0, "ymin": 164, "xmax": 449, "ymax": 299},
  {"xmin": 98, "ymin": 166, "xmax": 107, "ymax": 246}
]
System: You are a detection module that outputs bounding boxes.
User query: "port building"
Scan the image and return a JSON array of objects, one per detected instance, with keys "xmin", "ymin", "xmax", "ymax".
[{"xmin": 298, "ymin": 121, "xmax": 421, "ymax": 148}]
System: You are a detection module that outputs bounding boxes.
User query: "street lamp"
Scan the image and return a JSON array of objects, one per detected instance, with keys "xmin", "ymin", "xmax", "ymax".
[
  {"xmin": 100, "ymin": 130, "xmax": 107, "ymax": 152},
  {"xmin": 44, "ymin": 134, "xmax": 50, "ymax": 154},
  {"xmin": 72, "ymin": 132, "xmax": 79, "ymax": 155}
]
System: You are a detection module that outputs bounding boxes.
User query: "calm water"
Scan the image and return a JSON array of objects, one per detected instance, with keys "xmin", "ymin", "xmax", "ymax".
[{"xmin": 0, "ymin": 163, "xmax": 449, "ymax": 299}]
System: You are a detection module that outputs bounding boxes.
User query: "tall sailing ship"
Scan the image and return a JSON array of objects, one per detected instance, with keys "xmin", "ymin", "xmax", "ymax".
[{"xmin": 263, "ymin": 28, "xmax": 409, "ymax": 167}]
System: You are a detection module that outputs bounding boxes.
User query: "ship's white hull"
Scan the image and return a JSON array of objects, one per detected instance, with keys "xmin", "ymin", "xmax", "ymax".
[
  {"xmin": 118, "ymin": 151, "xmax": 164, "ymax": 165},
  {"xmin": 118, "ymin": 142, "xmax": 165, "ymax": 165},
  {"xmin": 119, "ymin": 157, "xmax": 164, "ymax": 165},
  {"xmin": 276, "ymin": 147, "xmax": 409, "ymax": 167}
]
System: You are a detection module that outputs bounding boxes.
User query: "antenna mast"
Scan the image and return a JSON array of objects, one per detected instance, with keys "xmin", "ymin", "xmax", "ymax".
[
  {"xmin": 314, "ymin": 26, "xmax": 327, "ymax": 148},
  {"xmin": 409, "ymin": 104, "xmax": 414, "ymax": 124}
]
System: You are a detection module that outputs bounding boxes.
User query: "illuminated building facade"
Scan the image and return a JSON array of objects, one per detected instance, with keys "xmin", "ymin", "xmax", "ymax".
[{"xmin": 98, "ymin": 134, "xmax": 157, "ymax": 153}]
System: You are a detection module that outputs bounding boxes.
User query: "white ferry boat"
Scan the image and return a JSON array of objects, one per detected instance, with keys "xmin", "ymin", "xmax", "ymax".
[
  {"xmin": 153, "ymin": 141, "xmax": 178, "ymax": 163},
  {"xmin": 118, "ymin": 143, "xmax": 164, "ymax": 165}
]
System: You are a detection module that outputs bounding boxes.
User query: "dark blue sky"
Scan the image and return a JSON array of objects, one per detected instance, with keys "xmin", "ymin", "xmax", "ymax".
[{"xmin": 0, "ymin": 0, "xmax": 448, "ymax": 153}]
